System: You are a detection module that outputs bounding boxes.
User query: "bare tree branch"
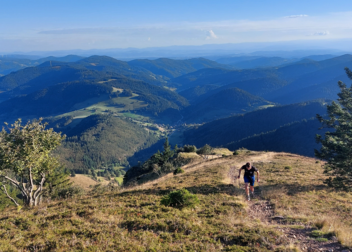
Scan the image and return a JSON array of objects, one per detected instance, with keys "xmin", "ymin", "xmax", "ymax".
[
  {"xmin": 1, "ymin": 184, "xmax": 19, "ymax": 207},
  {"xmin": 0, "ymin": 175, "xmax": 27, "ymax": 197}
]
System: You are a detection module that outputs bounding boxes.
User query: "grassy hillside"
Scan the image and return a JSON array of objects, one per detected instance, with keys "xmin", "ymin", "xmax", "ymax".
[
  {"xmin": 182, "ymin": 88, "xmax": 273, "ymax": 123},
  {"xmin": 0, "ymin": 151, "xmax": 351, "ymax": 251},
  {"xmin": 183, "ymin": 101, "xmax": 327, "ymax": 149}
]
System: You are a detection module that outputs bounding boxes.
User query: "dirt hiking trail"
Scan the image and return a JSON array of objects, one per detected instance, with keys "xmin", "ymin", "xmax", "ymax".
[
  {"xmin": 129, "ymin": 151, "xmax": 350, "ymax": 251},
  {"xmin": 227, "ymin": 153, "xmax": 350, "ymax": 252}
]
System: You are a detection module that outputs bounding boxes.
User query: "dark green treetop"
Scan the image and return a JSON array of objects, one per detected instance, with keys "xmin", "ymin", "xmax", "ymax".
[{"xmin": 315, "ymin": 68, "xmax": 352, "ymax": 190}]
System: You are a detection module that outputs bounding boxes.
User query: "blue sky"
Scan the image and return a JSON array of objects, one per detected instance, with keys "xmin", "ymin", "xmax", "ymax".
[{"xmin": 1, "ymin": 0, "xmax": 352, "ymax": 52}]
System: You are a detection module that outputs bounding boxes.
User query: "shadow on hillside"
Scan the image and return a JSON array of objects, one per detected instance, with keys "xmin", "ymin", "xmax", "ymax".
[
  {"xmin": 256, "ymin": 183, "xmax": 328, "ymax": 197},
  {"xmin": 127, "ymin": 139, "xmax": 164, "ymax": 166},
  {"xmin": 118, "ymin": 182, "xmax": 328, "ymax": 198}
]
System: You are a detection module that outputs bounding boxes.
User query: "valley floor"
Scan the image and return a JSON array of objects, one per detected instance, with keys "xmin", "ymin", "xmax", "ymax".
[{"xmin": 0, "ymin": 151, "xmax": 351, "ymax": 251}]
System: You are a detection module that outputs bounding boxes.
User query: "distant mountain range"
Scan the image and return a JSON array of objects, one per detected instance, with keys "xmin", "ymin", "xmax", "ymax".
[{"xmin": 0, "ymin": 52, "xmax": 349, "ymax": 170}]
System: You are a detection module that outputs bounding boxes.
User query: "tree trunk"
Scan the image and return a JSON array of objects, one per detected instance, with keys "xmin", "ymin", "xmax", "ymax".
[{"xmin": 1, "ymin": 171, "xmax": 46, "ymax": 208}]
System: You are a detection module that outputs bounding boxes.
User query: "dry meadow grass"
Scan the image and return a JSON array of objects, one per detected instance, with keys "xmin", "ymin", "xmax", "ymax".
[
  {"xmin": 254, "ymin": 153, "xmax": 352, "ymax": 247},
  {"xmin": 0, "ymin": 151, "xmax": 351, "ymax": 251},
  {"xmin": 69, "ymin": 174, "xmax": 101, "ymax": 190}
]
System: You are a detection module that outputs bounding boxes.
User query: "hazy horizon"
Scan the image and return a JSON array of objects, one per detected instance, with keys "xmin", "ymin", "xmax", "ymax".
[{"xmin": 1, "ymin": 0, "xmax": 352, "ymax": 55}]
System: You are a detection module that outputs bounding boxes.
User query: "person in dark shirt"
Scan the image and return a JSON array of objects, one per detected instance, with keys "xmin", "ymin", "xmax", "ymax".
[{"xmin": 237, "ymin": 162, "xmax": 260, "ymax": 201}]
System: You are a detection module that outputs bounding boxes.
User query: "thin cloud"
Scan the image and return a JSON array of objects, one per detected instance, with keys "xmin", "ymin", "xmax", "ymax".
[
  {"xmin": 206, "ymin": 30, "xmax": 218, "ymax": 40},
  {"xmin": 285, "ymin": 14, "xmax": 308, "ymax": 18},
  {"xmin": 38, "ymin": 28, "xmax": 117, "ymax": 34},
  {"xmin": 313, "ymin": 31, "xmax": 330, "ymax": 36}
]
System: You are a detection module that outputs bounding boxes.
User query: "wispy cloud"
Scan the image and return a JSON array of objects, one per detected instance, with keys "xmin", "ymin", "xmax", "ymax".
[
  {"xmin": 206, "ymin": 30, "xmax": 217, "ymax": 40},
  {"xmin": 285, "ymin": 14, "xmax": 308, "ymax": 18},
  {"xmin": 38, "ymin": 28, "xmax": 117, "ymax": 35},
  {"xmin": 313, "ymin": 31, "xmax": 330, "ymax": 36}
]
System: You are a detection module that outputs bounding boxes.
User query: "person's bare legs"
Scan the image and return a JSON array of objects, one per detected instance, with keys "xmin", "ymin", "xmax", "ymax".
[
  {"xmin": 250, "ymin": 186, "xmax": 254, "ymax": 193},
  {"xmin": 245, "ymin": 183, "xmax": 250, "ymax": 200}
]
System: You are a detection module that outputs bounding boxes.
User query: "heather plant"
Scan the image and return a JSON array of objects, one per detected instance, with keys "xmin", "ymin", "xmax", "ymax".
[
  {"xmin": 173, "ymin": 167, "xmax": 184, "ymax": 175},
  {"xmin": 160, "ymin": 188, "xmax": 199, "ymax": 209}
]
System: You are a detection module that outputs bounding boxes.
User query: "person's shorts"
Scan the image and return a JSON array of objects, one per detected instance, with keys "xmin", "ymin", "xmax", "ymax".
[{"xmin": 244, "ymin": 176, "xmax": 255, "ymax": 186}]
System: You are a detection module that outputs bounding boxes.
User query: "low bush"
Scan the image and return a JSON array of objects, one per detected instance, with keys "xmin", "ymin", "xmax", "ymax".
[
  {"xmin": 183, "ymin": 145, "xmax": 197, "ymax": 153},
  {"xmin": 196, "ymin": 144, "xmax": 213, "ymax": 155},
  {"xmin": 161, "ymin": 162, "xmax": 174, "ymax": 173},
  {"xmin": 233, "ymin": 150, "xmax": 239, "ymax": 155},
  {"xmin": 285, "ymin": 166, "xmax": 292, "ymax": 171},
  {"xmin": 173, "ymin": 167, "xmax": 184, "ymax": 175},
  {"xmin": 160, "ymin": 188, "xmax": 199, "ymax": 209},
  {"xmin": 54, "ymin": 186, "xmax": 85, "ymax": 199}
]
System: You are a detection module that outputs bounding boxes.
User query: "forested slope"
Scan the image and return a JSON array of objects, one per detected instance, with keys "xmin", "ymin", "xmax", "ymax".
[
  {"xmin": 183, "ymin": 101, "xmax": 327, "ymax": 147},
  {"xmin": 226, "ymin": 118, "xmax": 325, "ymax": 157},
  {"xmin": 182, "ymin": 88, "xmax": 273, "ymax": 123},
  {"xmin": 55, "ymin": 114, "xmax": 159, "ymax": 173}
]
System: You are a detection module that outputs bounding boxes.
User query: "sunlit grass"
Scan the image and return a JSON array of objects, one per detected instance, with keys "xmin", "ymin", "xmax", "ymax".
[{"xmin": 1, "ymin": 151, "xmax": 351, "ymax": 250}]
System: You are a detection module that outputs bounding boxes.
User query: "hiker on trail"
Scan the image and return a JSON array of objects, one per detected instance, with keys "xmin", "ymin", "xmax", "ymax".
[{"xmin": 237, "ymin": 162, "xmax": 259, "ymax": 201}]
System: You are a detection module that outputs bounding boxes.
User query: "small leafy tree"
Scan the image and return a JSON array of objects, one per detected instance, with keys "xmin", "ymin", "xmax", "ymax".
[
  {"xmin": 183, "ymin": 145, "xmax": 197, "ymax": 153},
  {"xmin": 315, "ymin": 68, "xmax": 352, "ymax": 191},
  {"xmin": 0, "ymin": 119, "xmax": 65, "ymax": 207}
]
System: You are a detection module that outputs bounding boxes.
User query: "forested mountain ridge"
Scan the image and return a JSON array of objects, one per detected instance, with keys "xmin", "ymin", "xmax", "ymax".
[
  {"xmin": 172, "ymin": 67, "xmax": 277, "ymax": 91},
  {"xmin": 128, "ymin": 57, "xmax": 233, "ymax": 78},
  {"xmin": 181, "ymin": 76, "xmax": 287, "ymax": 104},
  {"xmin": 181, "ymin": 87, "xmax": 273, "ymax": 123},
  {"xmin": 0, "ymin": 76, "xmax": 189, "ymax": 120},
  {"xmin": 182, "ymin": 100, "xmax": 327, "ymax": 148},
  {"xmin": 226, "ymin": 56, "xmax": 297, "ymax": 69},
  {"xmin": 226, "ymin": 118, "xmax": 326, "ymax": 157},
  {"xmin": 174, "ymin": 54, "xmax": 352, "ymax": 105},
  {"xmin": 0, "ymin": 55, "xmax": 84, "ymax": 77},
  {"xmin": 0, "ymin": 55, "xmax": 232, "ymax": 97}
]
